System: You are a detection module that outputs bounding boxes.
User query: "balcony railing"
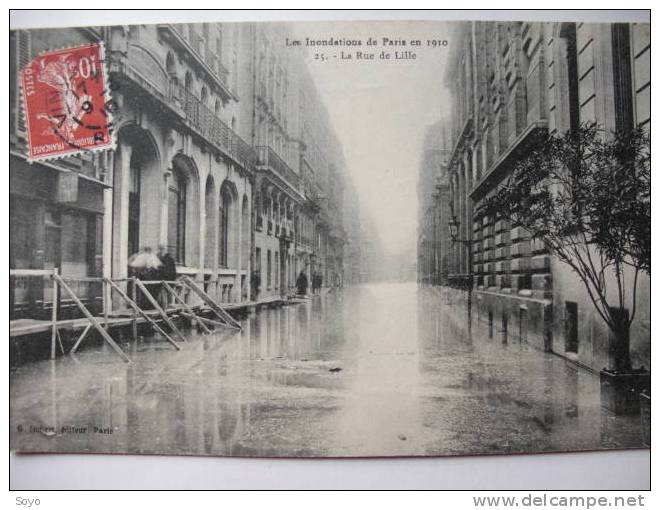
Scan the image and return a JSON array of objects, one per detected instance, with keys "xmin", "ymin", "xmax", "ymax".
[
  {"xmin": 111, "ymin": 55, "xmax": 255, "ymax": 171},
  {"xmin": 174, "ymin": 83, "xmax": 256, "ymax": 170},
  {"xmin": 256, "ymin": 146, "xmax": 300, "ymax": 190}
]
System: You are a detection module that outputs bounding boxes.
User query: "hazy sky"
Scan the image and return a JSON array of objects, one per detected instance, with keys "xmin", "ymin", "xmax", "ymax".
[{"xmin": 291, "ymin": 21, "xmax": 454, "ymax": 258}]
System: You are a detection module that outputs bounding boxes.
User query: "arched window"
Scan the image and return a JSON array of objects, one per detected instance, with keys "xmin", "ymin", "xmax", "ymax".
[
  {"xmin": 262, "ymin": 192, "xmax": 269, "ymax": 217},
  {"xmin": 168, "ymin": 170, "xmax": 187, "ymax": 264},
  {"xmin": 219, "ymin": 186, "xmax": 232, "ymax": 267},
  {"xmin": 128, "ymin": 160, "xmax": 141, "ymax": 257},
  {"xmin": 273, "ymin": 195, "xmax": 279, "ymax": 222},
  {"xmin": 204, "ymin": 176, "xmax": 216, "ymax": 269},
  {"xmin": 166, "ymin": 52, "xmax": 180, "ymax": 100},
  {"xmin": 201, "ymin": 86, "xmax": 208, "ymax": 106},
  {"xmin": 166, "ymin": 52, "xmax": 176, "ymax": 76},
  {"xmin": 242, "ymin": 195, "xmax": 250, "ymax": 269}
]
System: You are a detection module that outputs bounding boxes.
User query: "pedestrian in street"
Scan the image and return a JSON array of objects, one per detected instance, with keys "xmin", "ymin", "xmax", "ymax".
[
  {"xmin": 128, "ymin": 246, "xmax": 161, "ymax": 309},
  {"xmin": 251, "ymin": 270, "xmax": 261, "ymax": 301},
  {"xmin": 296, "ymin": 270, "xmax": 308, "ymax": 296},
  {"xmin": 157, "ymin": 245, "xmax": 177, "ymax": 308}
]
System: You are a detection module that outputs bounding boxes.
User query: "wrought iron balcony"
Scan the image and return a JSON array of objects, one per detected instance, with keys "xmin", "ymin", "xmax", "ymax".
[
  {"xmin": 256, "ymin": 146, "xmax": 301, "ymax": 191},
  {"xmin": 110, "ymin": 55, "xmax": 255, "ymax": 172},
  {"xmin": 174, "ymin": 83, "xmax": 256, "ymax": 170}
]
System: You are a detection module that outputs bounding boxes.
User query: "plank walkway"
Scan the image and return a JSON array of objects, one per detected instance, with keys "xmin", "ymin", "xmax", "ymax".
[{"xmin": 10, "ymin": 295, "xmax": 292, "ymax": 338}]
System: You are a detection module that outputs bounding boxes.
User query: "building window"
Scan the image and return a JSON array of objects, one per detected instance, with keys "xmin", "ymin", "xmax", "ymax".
[
  {"xmin": 166, "ymin": 51, "xmax": 176, "ymax": 75},
  {"xmin": 128, "ymin": 163, "xmax": 140, "ymax": 258},
  {"xmin": 255, "ymin": 247, "xmax": 261, "ymax": 272},
  {"xmin": 560, "ymin": 23, "xmax": 580, "ymax": 132},
  {"xmin": 215, "ymin": 31, "xmax": 222, "ymax": 60},
  {"xmin": 611, "ymin": 23, "xmax": 634, "ymax": 133},
  {"xmin": 274, "ymin": 251, "xmax": 279, "ymax": 288},
  {"xmin": 267, "ymin": 250, "xmax": 272, "ymax": 288},
  {"xmin": 219, "ymin": 187, "xmax": 231, "ymax": 267},
  {"xmin": 61, "ymin": 212, "xmax": 91, "ymax": 277},
  {"xmin": 168, "ymin": 170, "xmax": 187, "ymax": 264}
]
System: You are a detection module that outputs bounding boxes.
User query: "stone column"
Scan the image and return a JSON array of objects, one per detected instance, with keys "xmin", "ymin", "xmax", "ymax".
[
  {"xmin": 235, "ymin": 187, "xmax": 242, "ymax": 303},
  {"xmin": 112, "ymin": 143, "xmax": 132, "ymax": 280},
  {"xmin": 465, "ymin": 149, "xmax": 474, "ymax": 277},
  {"xmin": 458, "ymin": 161, "xmax": 466, "ymax": 274},
  {"xmin": 102, "ymin": 151, "xmax": 114, "ymax": 309},
  {"xmin": 195, "ymin": 176, "xmax": 206, "ymax": 306},
  {"xmin": 160, "ymin": 169, "xmax": 172, "ymax": 248}
]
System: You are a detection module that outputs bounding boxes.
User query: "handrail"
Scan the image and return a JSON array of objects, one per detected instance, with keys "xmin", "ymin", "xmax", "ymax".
[{"xmin": 10, "ymin": 269, "xmax": 57, "ymax": 276}]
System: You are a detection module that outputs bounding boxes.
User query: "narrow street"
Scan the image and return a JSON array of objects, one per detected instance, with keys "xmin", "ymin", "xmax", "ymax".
[{"xmin": 10, "ymin": 283, "xmax": 643, "ymax": 457}]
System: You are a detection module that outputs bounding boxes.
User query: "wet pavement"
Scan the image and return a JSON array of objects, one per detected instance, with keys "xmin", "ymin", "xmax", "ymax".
[{"xmin": 10, "ymin": 283, "xmax": 645, "ymax": 457}]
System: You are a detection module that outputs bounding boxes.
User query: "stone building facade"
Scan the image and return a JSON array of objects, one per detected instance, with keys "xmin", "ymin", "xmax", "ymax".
[
  {"xmin": 11, "ymin": 27, "xmax": 111, "ymax": 319},
  {"xmin": 416, "ymin": 121, "xmax": 452, "ymax": 286},
  {"xmin": 106, "ymin": 23, "xmax": 254, "ymax": 305},
  {"xmin": 241, "ymin": 23, "xmax": 349, "ymax": 299},
  {"xmin": 442, "ymin": 21, "xmax": 650, "ymax": 372},
  {"xmin": 10, "ymin": 21, "xmax": 358, "ymax": 318}
]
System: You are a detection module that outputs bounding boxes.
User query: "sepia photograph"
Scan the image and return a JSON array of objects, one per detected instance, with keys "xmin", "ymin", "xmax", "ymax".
[{"xmin": 9, "ymin": 8, "xmax": 650, "ymax": 475}]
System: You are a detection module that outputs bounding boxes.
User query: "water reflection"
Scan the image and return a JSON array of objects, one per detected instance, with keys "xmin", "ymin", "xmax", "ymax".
[{"xmin": 10, "ymin": 283, "xmax": 645, "ymax": 457}]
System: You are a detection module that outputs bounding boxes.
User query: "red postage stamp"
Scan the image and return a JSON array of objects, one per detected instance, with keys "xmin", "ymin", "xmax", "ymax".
[{"xmin": 20, "ymin": 42, "xmax": 115, "ymax": 161}]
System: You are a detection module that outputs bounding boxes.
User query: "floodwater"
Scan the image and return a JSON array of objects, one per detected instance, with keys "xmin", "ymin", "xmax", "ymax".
[{"xmin": 10, "ymin": 283, "xmax": 645, "ymax": 457}]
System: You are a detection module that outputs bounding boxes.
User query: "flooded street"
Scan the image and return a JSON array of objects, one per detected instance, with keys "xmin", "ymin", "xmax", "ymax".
[{"xmin": 10, "ymin": 283, "xmax": 644, "ymax": 457}]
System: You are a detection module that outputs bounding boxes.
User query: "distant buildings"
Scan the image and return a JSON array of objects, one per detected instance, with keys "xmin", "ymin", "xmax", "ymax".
[
  {"xmin": 246, "ymin": 23, "xmax": 349, "ymax": 299},
  {"xmin": 416, "ymin": 121, "xmax": 452, "ymax": 286},
  {"xmin": 424, "ymin": 20, "xmax": 650, "ymax": 372},
  {"xmin": 10, "ymin": 22, "xmax": 364, "ymax": 318}
]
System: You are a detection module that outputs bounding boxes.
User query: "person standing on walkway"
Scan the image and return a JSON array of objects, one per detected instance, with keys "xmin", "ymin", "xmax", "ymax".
[
  {"xmin": 296, "ymin": 270, "xmax": 308, "ymax": 296},
  {"xmin": 129, "ymin": 247, "xmax": 161, "ymax": 309},
  {"xmin": 251, "ymin": 270, "xmax": 261, "ymax": 301},
  {"xmin": 157, "ymin": 245, "xmax": 177, "ymax": 308}
]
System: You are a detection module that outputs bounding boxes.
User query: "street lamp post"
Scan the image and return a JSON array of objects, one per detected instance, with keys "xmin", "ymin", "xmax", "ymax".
[{"xmin": 448, "ymin": 213, "xmax": 473, "ymax": 322}]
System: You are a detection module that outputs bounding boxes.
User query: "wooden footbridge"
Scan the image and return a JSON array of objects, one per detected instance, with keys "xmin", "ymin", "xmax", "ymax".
[{"xmin": 9, "ymin": 269, "xmax": 242, "ymax": 363}]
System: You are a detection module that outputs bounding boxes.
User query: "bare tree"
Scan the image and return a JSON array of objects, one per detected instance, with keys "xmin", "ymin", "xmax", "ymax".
[{"xmin": 484, "ymin": 124, "xmax": 650, "ymax": 371}]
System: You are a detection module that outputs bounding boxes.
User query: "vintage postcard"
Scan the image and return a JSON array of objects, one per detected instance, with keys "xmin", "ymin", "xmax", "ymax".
[{"xmin": 10, "ymin": 12, "xmax": 650, "ymax": 460}]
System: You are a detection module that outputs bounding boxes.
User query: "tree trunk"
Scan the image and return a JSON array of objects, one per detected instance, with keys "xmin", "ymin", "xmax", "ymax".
[{"xmin": 608, "ymin": 306, "xmax": 632, "ymax": 372}]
